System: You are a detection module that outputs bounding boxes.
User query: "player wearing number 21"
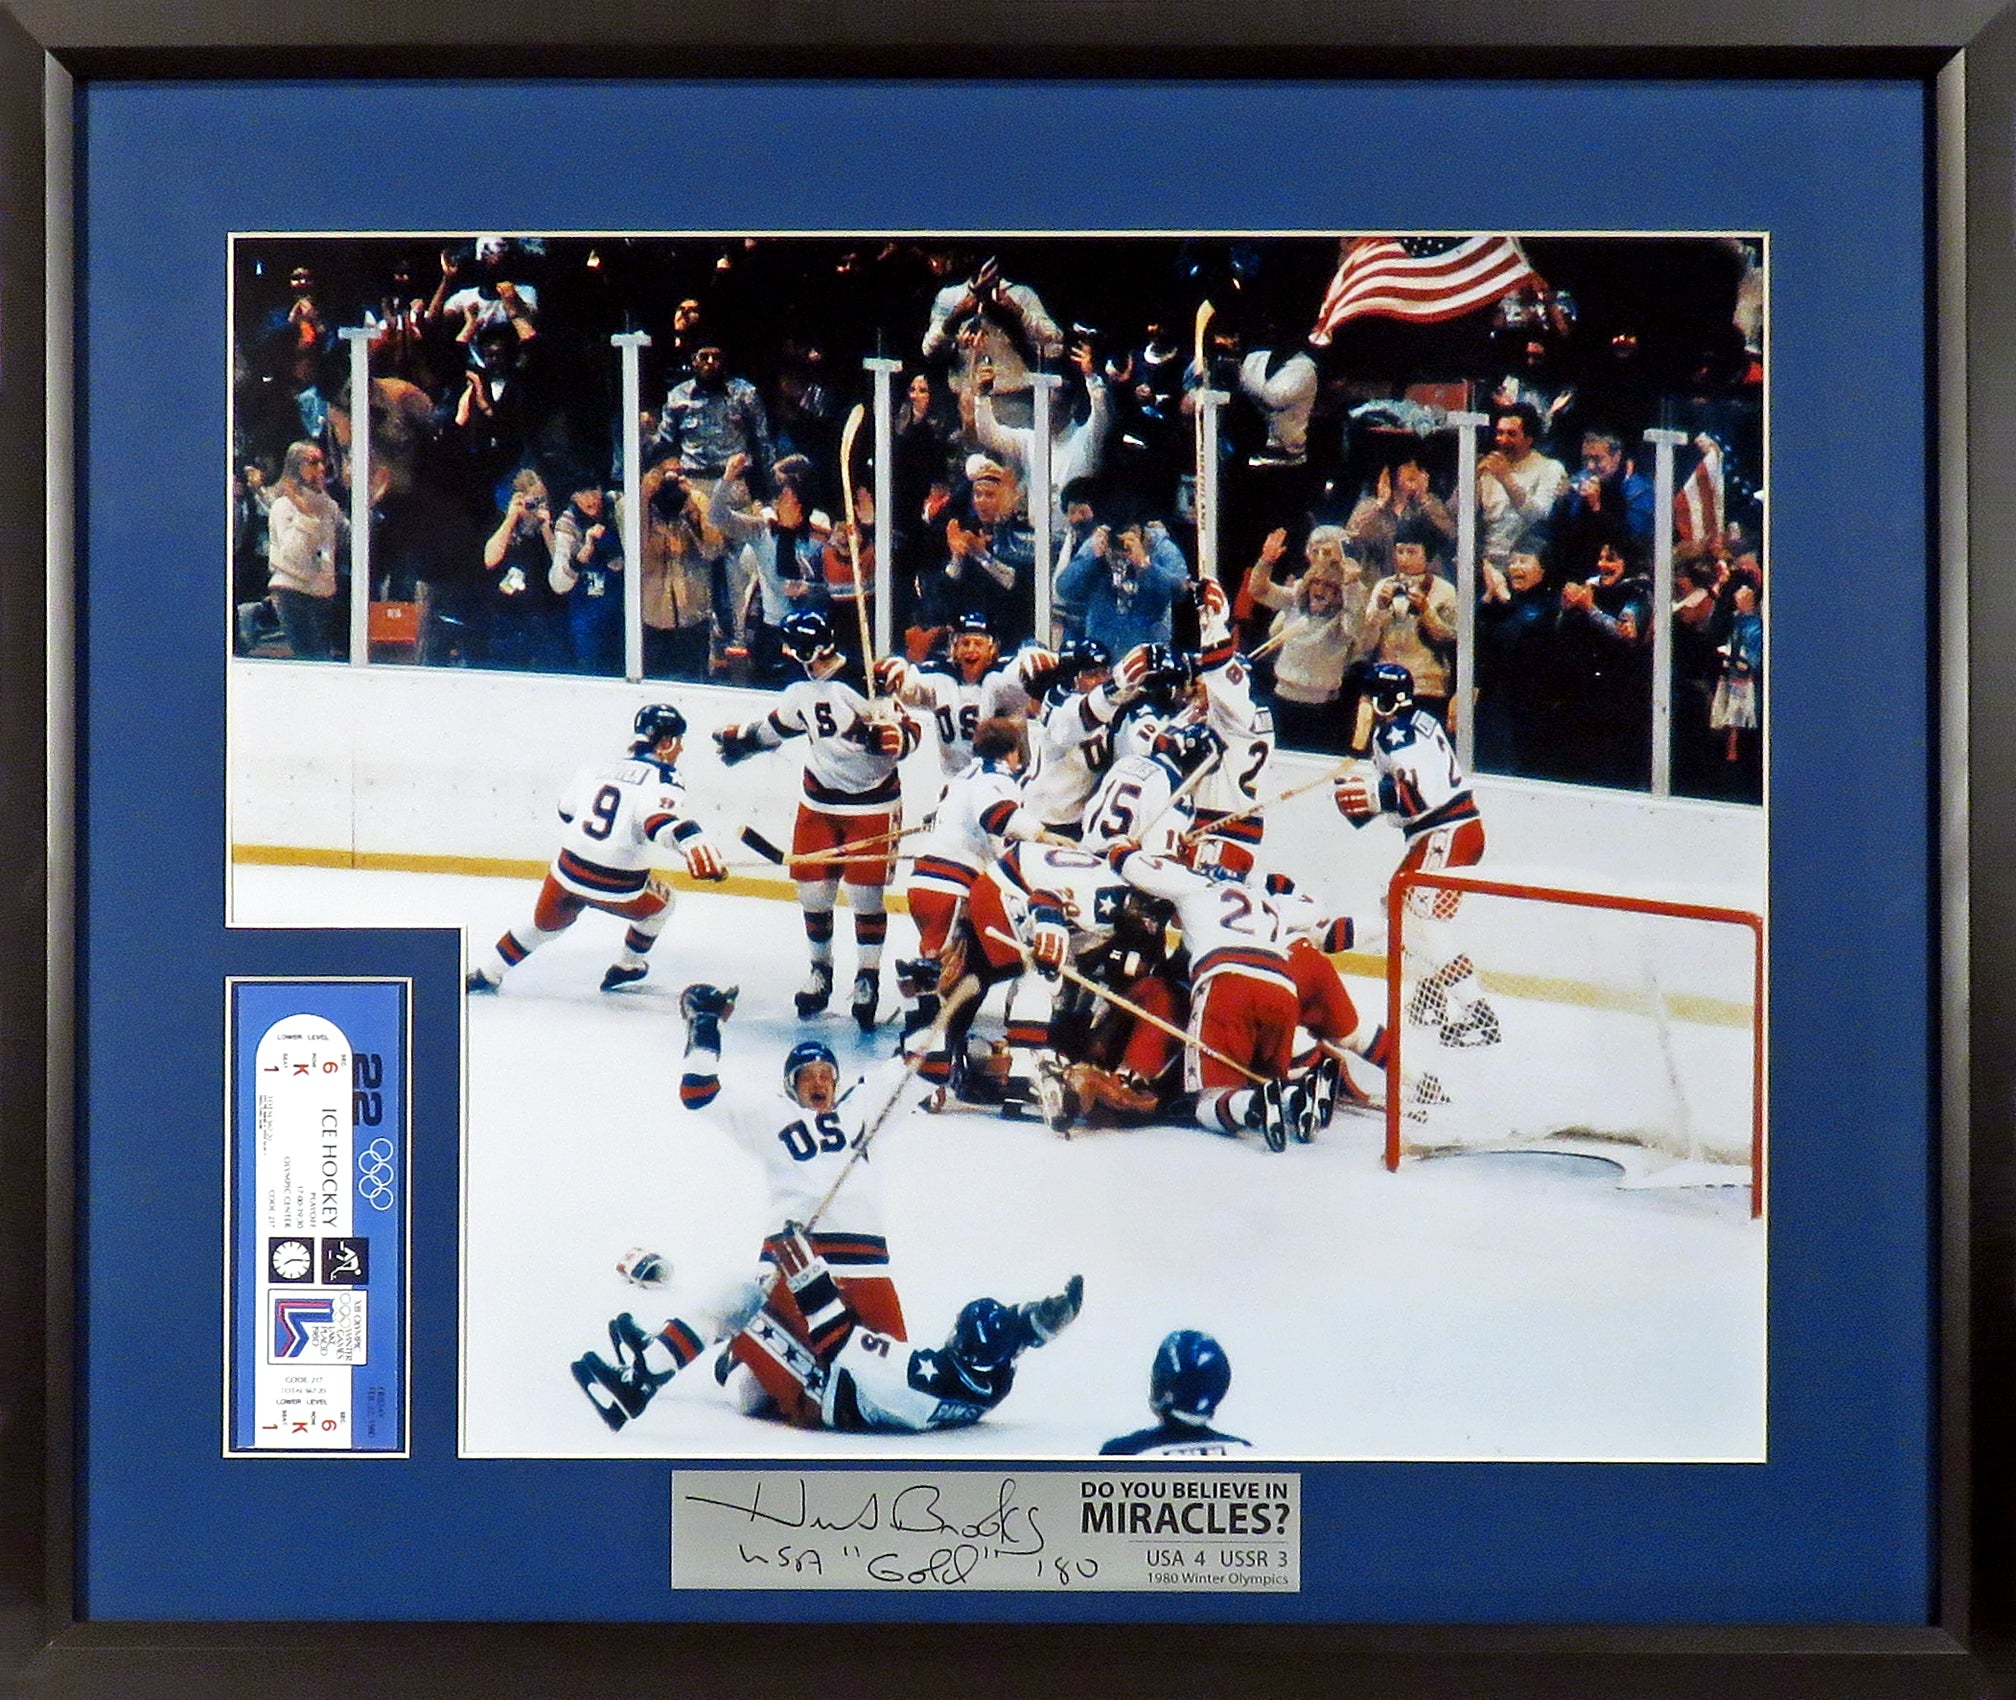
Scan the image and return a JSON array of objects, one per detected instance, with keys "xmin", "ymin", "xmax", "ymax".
[
  {"xmin": 1334, "ymin": 662, "xmax": 1498, "ymax": 1049},
  {"xmin": 466, "ymin": 703, "xmax": 728, "ymax": 995}
]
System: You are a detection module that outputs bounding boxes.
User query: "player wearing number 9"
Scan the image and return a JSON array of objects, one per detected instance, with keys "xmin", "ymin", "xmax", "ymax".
[{"xmin": 466, "ymin": 703, "xmax": 729, "ymax": 997}]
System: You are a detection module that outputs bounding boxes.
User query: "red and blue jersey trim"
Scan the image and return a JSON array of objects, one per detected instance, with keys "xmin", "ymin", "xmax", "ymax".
[
  {"xmin": 1194, "ymin": 944, "xmax": 1297, "ymax": 992},
  {"xmin": 1401, "ymin": 789, "xmax": 1479, "ymax": 839},
  {"xmin": 679, "ymin": 1073, "xmax": 722, "ymax": 1109},
  {"xmin": 557, "ymin": 849, "xmax": 650, "ymax": 896},
  {"xmin": 912, "ymin": 854, "xmax": 978, "ymax": 891},
  {"xmin": 803, "ymin": 770, "xmax": 903, "ymax": 809},
  {"xmin": 1191, "ymin": 809, "xmax": 1265, "ymax": 846},
  {"xmin": 761, "ymin": 1230, "xmax": 890, "ymax": 1269}
]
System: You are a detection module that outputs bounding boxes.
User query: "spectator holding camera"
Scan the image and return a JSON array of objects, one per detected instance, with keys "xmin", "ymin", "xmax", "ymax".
[
  {"xmin": 1556, "ymin": 427, "xmax": 1654, "ymax": 564},
  {"xmin": 480, "ymin": 468, "xmax": 564, "ymax": 671},
  {"xmin": 1360, "ymin": 518, "xmax": 1459, "ymax": 726},
  {"xmin": 1556, "ymin": 538, "xmax": 1654, "ymax": 786},
  {"xmin": 637, "ymin": 452, "xmax": 719, "ymax": 682},
  {"xmin": 1241, "ymin": 524, "xmax": 1365, "ymax": 752},
  {"xmin": 549, "ymin": 476, "xmax": 625, "ymax": 676},
  {"xmin": 1055, "ymin": 510, "xmax": 1189, "ymax": 656}
]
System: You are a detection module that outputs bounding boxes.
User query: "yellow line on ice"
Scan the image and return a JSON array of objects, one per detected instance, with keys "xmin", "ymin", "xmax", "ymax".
[{"xmin": 229, "ymin": 844, "xmax": 911, "ymax": 909}]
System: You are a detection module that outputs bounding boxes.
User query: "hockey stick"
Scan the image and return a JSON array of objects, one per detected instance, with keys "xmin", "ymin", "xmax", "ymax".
[
  {"xmin": 738, "ymin": 821, "xmax": 923, "ymax": 865},
  {"xmin": 1175, "ymin": 755, "xmax": 1357, "ymax": 847},
  {"xmin": 802, "ymin": 974, "xmax": 985, "ymax": 1233},
  {"xmin": 1134, "ymin": 750, "xmax": 1222, "ymax": 846},
  {"xmin": 838, "ymin": 402, "xmax": 878, "ymax": 700},
  {"xmin": 982, "ymin": 926, "xmax": 1267, "ymax": 1085},
  {"xmin": 717, "ymin": 854, "xmax": 916, "ymax": 873}
]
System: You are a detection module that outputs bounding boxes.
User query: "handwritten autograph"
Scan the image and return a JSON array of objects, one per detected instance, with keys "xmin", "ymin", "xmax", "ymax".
[{"xmin": 684, "ymin": 1475, "xmax": 1046, "ymax": 1555}]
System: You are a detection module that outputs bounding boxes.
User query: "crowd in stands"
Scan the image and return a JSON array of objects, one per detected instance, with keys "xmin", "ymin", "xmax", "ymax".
[{"xmin": 231, "ymin": 234, "xmax": 1764, "ymax": 801}]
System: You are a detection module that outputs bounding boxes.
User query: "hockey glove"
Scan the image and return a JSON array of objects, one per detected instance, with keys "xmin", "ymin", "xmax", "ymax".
[
  {"xmin": 713, "ymin": 723, "xmax": 767, "ymax": 766},
  {"xmin": 616, "ymin": 1246, "xmax": 670, "ymax": 1288},
  {"xmin": 679, "ymin": 982, "xmax": 738, "ymax": 1051},
  {"xmin": 872, "ymin": 656, "xmax": 912, "ymax": 697},
  {"xmin": 1029, "ymin": 908, "xmax": 1070, "ymax": 979},
  {"xmin": 682, "ymin": 838, "xmax": 728, "ymax": 881},
  {"xmin": 1334, "ymin": 771, "xmax": 1384, "ymax": 826}
]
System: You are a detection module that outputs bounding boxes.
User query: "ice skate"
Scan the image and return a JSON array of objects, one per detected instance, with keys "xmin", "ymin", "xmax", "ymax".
[
  {"xmin": 600, "ymin": 962, "xmax": 649, "ymax": 993},
  {"xmin": 850, "ymin": 968, "xmax": 880, "ymax": 1032},
  {"xmin": 466, "ymin": 966, "xmax": 500, "ymax": 994},
  {"xmin": 1245, "ymin": 1080, "xmax": 1290, "ymax": 1153},
  {"xmin": 793, "ymin": 962, "xmax": 833, "ymax": 1018}
]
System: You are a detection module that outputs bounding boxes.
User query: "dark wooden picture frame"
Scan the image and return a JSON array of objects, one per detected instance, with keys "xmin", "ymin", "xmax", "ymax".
[{"xmin": 0, "ymin": 4, "xmax": 2006, "ymax": 1694}]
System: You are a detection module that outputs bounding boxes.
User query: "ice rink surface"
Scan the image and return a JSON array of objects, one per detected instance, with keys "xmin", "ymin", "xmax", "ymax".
[{"xmin": 235, "ymin": 865, "xmax": 1767, "ymax": 1464}]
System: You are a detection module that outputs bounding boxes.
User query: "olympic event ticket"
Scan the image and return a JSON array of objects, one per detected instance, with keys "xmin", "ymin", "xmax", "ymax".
[
  {"xmin": 225, "ymin": 980, "xmax": 409, "ymax": 1455},
  {"xmin": 671, "ymin": 1471, "xmax": 1301, "ymax": 1591}
]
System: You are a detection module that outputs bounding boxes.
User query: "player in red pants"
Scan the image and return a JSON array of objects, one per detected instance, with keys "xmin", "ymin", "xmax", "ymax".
[
  {"xmin": 715, "ymin": 610, "xmax": 921, "ymax": 1031},
  {"xmin": 466, "ymin": 703, "xmax": 728, "ymax": 995}
]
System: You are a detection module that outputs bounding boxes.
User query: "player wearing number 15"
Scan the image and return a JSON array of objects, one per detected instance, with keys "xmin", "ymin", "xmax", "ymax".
[{"xmin": 466, "ymin": 704, "xmax": 728, "ymax": 995}]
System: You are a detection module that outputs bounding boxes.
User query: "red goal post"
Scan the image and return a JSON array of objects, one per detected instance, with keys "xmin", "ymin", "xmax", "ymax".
[{"xmin": 1383, "ymin": 868, "xmax": 1765, "ymax": 1218}]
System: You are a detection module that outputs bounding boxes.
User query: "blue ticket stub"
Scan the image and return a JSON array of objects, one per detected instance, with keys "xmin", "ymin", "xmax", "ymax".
[{"xmin": 226, "ymin": 980, "xmax": 409, "ymax": 1455}]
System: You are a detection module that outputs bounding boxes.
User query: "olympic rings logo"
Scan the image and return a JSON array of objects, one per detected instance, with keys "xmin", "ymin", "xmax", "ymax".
[{"xmin": 356, "ymin": 1138, "xmax": 398, "ymax": 1211}]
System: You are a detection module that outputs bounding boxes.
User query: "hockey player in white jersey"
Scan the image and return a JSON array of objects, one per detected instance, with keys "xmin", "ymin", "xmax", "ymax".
[
  {"xmin": 1182, "ymin": 577, "xmax": 1277, "ymax": 877},
  {"xmin": 897, "ymin": 716, "xmax": 1049, "ymax": 1037},
  {"xmin": 578, "ymin": 1219, "xmax": 1083, "ymax": 1435},
  {"xmin": 1334, "ymin": 661, "xmax": 1497, "ymax": 1048},
  {"xmin": 714, "ymin": 609, "xmax": 922, "ymax": 1030},
  {"xmin": 1110, "ymin": 838, "xmax": 1312, "ymax": 1150},
  {"xmin": 1099, "ymin": 1329, "xmax": 1252, "ymax": 1457},
  {"xmin": 949, "ymin": 834, "xmax": 1171, "ymax": 1124},
  {"xmin": 466, "ymin": 703, "xmax": 728, "ymax": 994},
  {"xmin": 885, "ymin": 611, "xmax": 1041, "ymax": 778},
  {"xmin": 569, "ymin": 982, "xmax": 927, "ymax": 1430},
  {"xmin": 1081, "ymin": 716, "xmax": 1218, "ymax": 854},
  {"xmin": 1017, "ymin": 639, "xmax": 1130, "ymax": 836}
]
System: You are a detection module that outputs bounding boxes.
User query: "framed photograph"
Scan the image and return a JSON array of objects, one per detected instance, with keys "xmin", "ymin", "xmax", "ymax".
[{"xmin": 3, "ymin": 4, "xmax": 2005, "ymax": 1695}]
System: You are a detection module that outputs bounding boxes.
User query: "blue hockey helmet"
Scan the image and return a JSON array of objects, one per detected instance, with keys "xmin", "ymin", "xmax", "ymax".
[
  {"xmin": 1150, "ymin": 1329, "xmax": 1231, "ymax": 1422},
  {"xmin": 949, "ymin": 1297, "xmax": 1021, "ymax": 1373},
  {"xmin": 631, "ymin": 702, "xmax": 688, "ymax": 752},
  {"xmin": 1055, "ymin": 637, "xmax": 1113, "ymax": 681},
  {"xmin": 1363, "ymin": 661, "xmax": 1415, "ymax": 719},
  {"xmin": 779, "ymin": 609, "xmax": 838, "ymax": 668},
  {"xmin": 1150, "ymin": 718, "xmax": 1217, "ymax": 778},
  {"xmin": 782, "ymin": 1039, "xmax": 839, "ymax": 1104}
]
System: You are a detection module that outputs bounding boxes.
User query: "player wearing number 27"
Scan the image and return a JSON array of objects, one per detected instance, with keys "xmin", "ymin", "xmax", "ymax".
[
  {"xmin": 1334, "ymin": 662, "xmax": 1498, "ymax": 1048},
  {"xmin": 466, "ymin": 703, "xmax": 728, "ymax": 995}
]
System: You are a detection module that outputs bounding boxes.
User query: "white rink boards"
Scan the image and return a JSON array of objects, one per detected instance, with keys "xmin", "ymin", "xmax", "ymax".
[{"xmin": 235, "ymin": 866, "xmax": 1767, "ymax": 1463}]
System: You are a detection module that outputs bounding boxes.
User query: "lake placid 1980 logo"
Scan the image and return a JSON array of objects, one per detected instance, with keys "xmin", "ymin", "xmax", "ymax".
[{"xmin": 268, "ymin": 1290, "xmax": 368, "ymax": 1365}]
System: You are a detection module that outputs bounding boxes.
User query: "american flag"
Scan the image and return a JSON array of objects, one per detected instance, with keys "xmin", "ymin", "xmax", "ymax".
[
  {"xmin": 1308, "ymin": 236, "xmax": 1542, "ymax": 345},
  {"xmin": 1676, "ymin": 436, "xmax": 1725, "ymax": 550}
]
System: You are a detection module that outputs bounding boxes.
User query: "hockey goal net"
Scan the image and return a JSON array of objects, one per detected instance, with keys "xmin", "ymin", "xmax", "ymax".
[{"xmin": 1384, "ymin": 868, "xmax": 1764, "ymax": 1216}]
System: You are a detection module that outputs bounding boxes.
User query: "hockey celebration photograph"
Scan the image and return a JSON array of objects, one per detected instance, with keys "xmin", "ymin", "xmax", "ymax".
[{"xmin": 224, "ymin": 229, "xmax": 1768, "ymax": 1462}]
